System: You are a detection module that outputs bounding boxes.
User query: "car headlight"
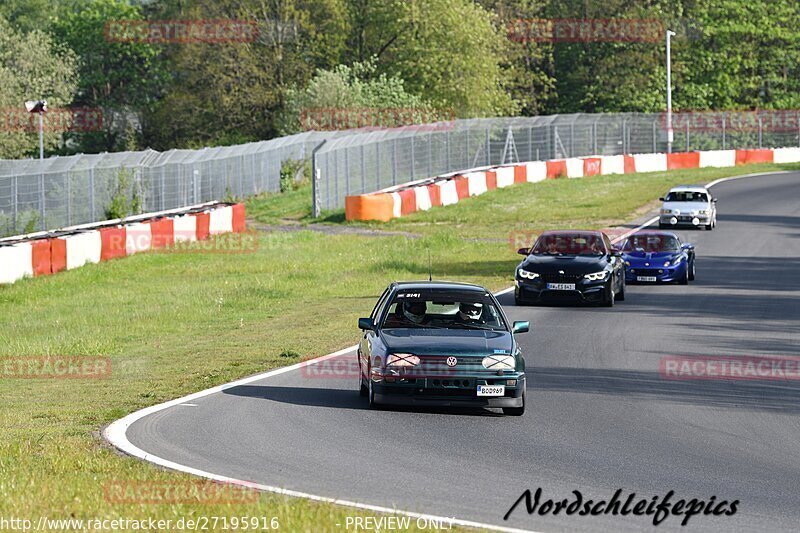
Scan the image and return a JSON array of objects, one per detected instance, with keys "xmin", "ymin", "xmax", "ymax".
[
  {"xmin": 698, "ymin": 210, "xmax": 707, "ymax": 215},
  {"xmin": 482, "ymin": 355, "xmax": 515, "ymax": 371},
  {"xmin": 624, "ymin": 260, "xmax": 631, "ymax": 266},
  {"xmin": 517, "ymin": 269, "xmax": 540, "ymax": 280},
  {"xmin": 584, "ymin": 271, "xmax": 609, "ymax": 281},
  {"xmin": 386, "ymin": 353, "xmax": 420, "ymax": 367},
  {"xmin": 660, "ymin": 208, "xmax": 672, "ymax": 214}
]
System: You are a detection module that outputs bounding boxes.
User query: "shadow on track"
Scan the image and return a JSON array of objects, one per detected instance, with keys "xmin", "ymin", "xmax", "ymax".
[
  {"xmin": 531, "ymin": 366, "xmax": 800, "ymax": 413},
  {"xmin": 222, "ymin": 385, "xmax": 504, "ymax": 417}
]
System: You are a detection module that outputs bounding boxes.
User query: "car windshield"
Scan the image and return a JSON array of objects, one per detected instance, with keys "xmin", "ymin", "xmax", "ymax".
[
  {"xmin": 666, "ymin": 191, "xmax": 709, "ymax": 202},
  {"xmin": 531, "ymin": 233, "xmax": 606, "ymax": 256},
  {"xmin": 622, "ymin": 234, "xmax": 681, "ymax": 252},
  {"xmin": 381, "ymin": 289, "xmax": 507, "ymax": 331}
]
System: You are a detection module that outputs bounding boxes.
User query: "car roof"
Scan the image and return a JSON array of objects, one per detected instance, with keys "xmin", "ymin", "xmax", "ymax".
[
  {"xmin": 668, "ymin": 185, "xmax": 709, "ymax": 193},
  {"xmin": 393, "ymin": 281, "xmax": 488, "ymax": 292},
  {"xmin": 538, "ymin": 230, "xmax": 606, "ymax": 237}
]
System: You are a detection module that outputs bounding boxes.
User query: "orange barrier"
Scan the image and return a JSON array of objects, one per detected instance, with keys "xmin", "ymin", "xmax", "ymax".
[
  {"xmin": 31, "ymin": 239, "xmax": 51, "ymax": 277},
  {"xmin": 546, "ymin": 160, "xmax": 567, "ymax": 179},
  {"xmin": 736, "ymin": 149, "xmax": 774, "ymax": 165},
  {"xmin": 485, "ymin": 170, "xmax": 497, "ymax": 190},
  {"xmin": 398, "ymin": 188, "xmax": 416, "ymax": 215},
  {"xmin": 454, "ymin": 175, "xmax": 470, "ymax": 199},
  {"xmin": 667, "ymin": 152, "xmax": 700, "ymax": 169},
  {"xmin": 50, "ymin": 238, "xmax": 67, "ymax": 274},
  {"xmin": 149, "ymin": 218, "xmax": 175, "ymax": 249},
  {"xmin": 344, "ymin": 194, "xmax": 394, "ymax": 222},
  {"xmin": 427, "ymin": 184, "xmax": 442, "ymax": 207},
  {"xmin": 100, "ymin": 226, "xmax": 127, "ymax": 261},
  {"xmin": 514, "ymin": 165, "xmax": 527, "ymax": 183},
  {"xmin": 624, "ymin": 155, "xmax": 636, "ymax": 174},
  {"xmin": 194, "ymin": 212, "xmax": 211, "ymax": 240},
  {"xmin": 583, "ymin": 158, "xmax": 602, "ymax": 176},
  {"xmin": 231, "ymin": 203, "xmax": 246, "ymax": 233}
]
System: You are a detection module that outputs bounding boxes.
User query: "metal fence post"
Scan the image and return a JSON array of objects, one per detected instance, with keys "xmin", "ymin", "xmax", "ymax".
[
  {"xmin": 160, "ymin": 166, "xmax": 166, "ymax": 210},
  {"xmin": 392, "ymin": 139, "xmax": 397, "ymax": 186},
  {"xmin": 39, "ymin": 171, "xmax": 46, "ymax": 231},
  {"xmin": 485, "ymin": 127, "xmax": 491, "ymax": 166},
  {"xmin": 311, "ymin": 140, "xmax": 326, "ymax": 218},
  {"xmin": 375, "ymin": 142, "xmax": 381, "ymax": 190},
  {"xmin": 410, "ymin": 136, "xmax": 415, "ymax": 180},
  {"xmin": 758, "ymin": 118, "xmax": 763, "ymax": 148},
  {"xmin": 446, "ymin": 129, "xmax": 451, "ymax": 170},
  {"xmin": 427, "ymin": 132, "xmax": 433, "ymax": 178},
  {"xmin": 652, "ymin": 121, "xmax": 657, "ymax": 153},
  {"xmin": 722, "ymin": 117, "xmax": 726, "ymax": 150},
  {"xmin": 66, "ymin": 173, "xmax": 71, "ymax": 226},
  {"xmin": 360, "ymin": 144, "xmax": 366, "ymax": 194},
  {"xmin": 12, "ymin": 175, "xmax": 18, "ymax": 232},
  {"xmin": 527, "ymin": 126, "xmax": 533, "ymax": 161},
  {"xmin": 89, "ymin": 167, "xmax": 95, "ymax": 220},
  {"xmin": 685, "ymin": 121, "xmax": 690, "ymax": 152},
  {"xmin": 593, "ymin": 121, "xmax": 598, "ymax": 155}
]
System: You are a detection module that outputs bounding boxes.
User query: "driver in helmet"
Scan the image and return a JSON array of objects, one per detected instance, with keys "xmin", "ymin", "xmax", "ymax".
[
  {"xmin": 401, "ymin": 300, "xmax": 428, "ymax": 325},
  {"xmin": 455, "ymin": 302, "xmax": 483, "ymax": 324}
]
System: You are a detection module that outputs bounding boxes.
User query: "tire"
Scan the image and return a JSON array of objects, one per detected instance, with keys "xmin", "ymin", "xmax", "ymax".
[
  {"xmin": 368, "ymin": 378, "xmax": 379, "ymax": 409},
  {"xmin": 359, "ymin": 378, "xmax": 368, "ymax": 397},
  {"xmin": 705, "ymin": 222, "xmax": 713, "ymax": 230},
  {"xmin": 617, "ymin": 277, "xmax": 626, "ymax": 301},
  {"xmin": 688, "ymin": 258, "xmax": 696, "ymax": 281},
  {"xmin": 602, "ymin": 282, "xmax": 615, "ymax": 307},
  {"xmin": 514, "ymin": 294, "xmax": 525, "ymax": 306},
  {"xmin": 503, "ymin": 391, "xmax": 525, "ymax": 416},
  {"xmin": 679, "ymin": 266, "xmax": 689, "ymax": 285},
  {"xmin": 658, "ymin": 222, "xmax": 666, "ymax": 229}
]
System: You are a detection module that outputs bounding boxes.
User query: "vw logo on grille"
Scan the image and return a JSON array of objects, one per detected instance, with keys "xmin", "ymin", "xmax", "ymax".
[{"xmin": 446, "ymin": 356, "xmax": 458, "ymax": 367}]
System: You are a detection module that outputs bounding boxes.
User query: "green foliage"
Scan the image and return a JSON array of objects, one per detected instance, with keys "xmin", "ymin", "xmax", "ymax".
[
  {"xmin": 104, "ymin": 167, "xmax": 138, "ymax": 220},
  {"xmin": 0, "ymin": 15, "xmax": 78, "ymax": 159},
  {"xmin": 279, "ymin": 158, "xmax": 311, "ymax": 192},
  {"xmin": 348, "ymin": 0, "xmax": 515, "ymax": 116}
]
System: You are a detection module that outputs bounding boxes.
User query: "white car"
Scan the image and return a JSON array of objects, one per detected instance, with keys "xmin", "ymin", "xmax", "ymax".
[{"xmin": 658, "ymin": 185, "xmax": 717, "ymax": 231}]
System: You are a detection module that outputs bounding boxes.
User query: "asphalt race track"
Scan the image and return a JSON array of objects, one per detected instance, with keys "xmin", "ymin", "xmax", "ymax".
[{"xmin": 125, "ymin": 172, "xmax": 800, "ymax": 532}]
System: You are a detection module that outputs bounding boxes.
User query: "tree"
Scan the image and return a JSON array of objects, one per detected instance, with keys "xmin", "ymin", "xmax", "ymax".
[
  {"xmin": 278, "ymin": 59, "xmax": 440, "ymax": 134},
  {"xmin": 0, "ymin": 15, "xmax": 78, "ymax": 159},
  {"xmin": 51, "ymin": 0, "xmax": 164, "ymax": 152},
  {"xmin": 142, "ymin": 0, "xmax": 349, "ymax": 149},
  {"xmin": 346, "ymin": 0, "xmax": 515, "ymax": 117}
]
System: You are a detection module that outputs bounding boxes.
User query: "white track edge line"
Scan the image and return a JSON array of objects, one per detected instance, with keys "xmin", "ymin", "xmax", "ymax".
[{"xmin": 104, "ymin": 169, "xmax": 795, "ymax": 533}]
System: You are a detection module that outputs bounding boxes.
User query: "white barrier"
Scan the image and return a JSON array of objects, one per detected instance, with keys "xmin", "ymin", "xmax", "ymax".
[
  {"xmin": 209, "ymin": 205, "xmax": 233, "ymax": 235},
  {"xmin": 495, "ymin": 167, "xmax": 516, "ymax": 188},
  {"xmin": 600, "ymin": 155, "xmax": 626, "ymax": 175},
  {"xmin": 565, "ymin": 158, "xmax": 584, "ymax": 178},
  {"xmin": 773, "ymin": 147, "xmax": 800, "ymax": 164},
  {"xmin": 525, "ymin": 161, "xmax": 547, "ymax": 182},
  {"xmin": 414, "ymin": 186, "xmax": 432, "ymax": 211},
  {"xmin": 65, "ymin": 231, "xmax": 102, "ymax": 270},
  {"xmin": 0, "ymin": 243, "xmax": 33, "ymax": 284},
  {"xmin": 390, "ymin": 193, "xmax": 402, "ymax": 218},
  {"xmin": 172, "ymin": 215, "xmax": 197, "ymax": 243},
  {"xmin": 632, "ymin": 153, "xmax": 667, "ymax": 173},
  {"xmin": 699, "ymin": 150, "xmax": 736, "ymax": 168},
  {"xmin": 438, "ymin": 180, "xmax": 459, "ymax": 206},
  {"xmin": 465, "ymin": 172, "xmax": 487, "ymax": 196},
  {"xmin": 125, "ymin": 222, "xmax": 152, "ymax": 255}
]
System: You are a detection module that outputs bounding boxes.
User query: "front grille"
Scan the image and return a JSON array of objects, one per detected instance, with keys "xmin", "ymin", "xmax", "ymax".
[
  {"xmin": 631, "ymin": 268, "xmax": 664, "ymax": 276},
  {"xmin": 542, "ymin": 273, "xmax": 582, "ymax": 283}
]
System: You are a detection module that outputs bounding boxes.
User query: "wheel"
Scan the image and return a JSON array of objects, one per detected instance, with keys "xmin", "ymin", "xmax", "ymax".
[
  {"xmin": 617, "ymin": 277, "xmax": 626, "ymax": 301},
  {"xmin": 678, "ymin": 266, "xmax": 689, "ymax": 285},
  {"xmin": 705, "ymin": 222, "xmax": 713, "ymax": 230},
  {"xmin": 359, "ymin": 377, "xmax": 368, "ymax": 397},
  {"xmin": 602, "ymin": 282, "xmax": 615, "ymax": 307},
  {"xmin": 503, "ymin": 391, "xmax": 525, "ymax": 416},
  {"xmin": 514, "ymin": 294, "xmax": 525, "ymax": 306},
  {"xmin": 367, "ymin": 378, "xmax": 379, "ymax": 408},
  {"xmin": 688, "ymin": 258, "xmax": 696, "ymax": 281}
]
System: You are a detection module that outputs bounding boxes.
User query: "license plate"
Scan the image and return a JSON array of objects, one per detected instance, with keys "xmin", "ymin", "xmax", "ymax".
[
  {"xmin": 477, "ymin": 385, "xmax": 505, "ymax": 397},
  {"xmin": 637, "ymin": 276, "xmax": 657, "ymax": 282},
  {"xmin": 546, "ymin": 283, "xmax": 575, "ymax": 290}
]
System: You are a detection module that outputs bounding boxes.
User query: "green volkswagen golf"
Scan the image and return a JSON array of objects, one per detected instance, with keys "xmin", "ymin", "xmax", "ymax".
[{"xmin": 357, "ymin": 281, "xmax": 529, "ymax": 415}]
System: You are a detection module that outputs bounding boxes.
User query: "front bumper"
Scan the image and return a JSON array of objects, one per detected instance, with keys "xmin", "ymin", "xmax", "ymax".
[
  {"xmin": 372, "ymin": 373, "xmax": 525, "ymax": 408},
  {"xmin": 515, "ymin": 278, "xmax": 609, "ymax": 304},
  {"xmin": 626, "ymin": 262, "xmax": 687, "ymax": 283},
  {"xmin": 659, "ymin": 214, "xmax": 710, "ymax": 227}
]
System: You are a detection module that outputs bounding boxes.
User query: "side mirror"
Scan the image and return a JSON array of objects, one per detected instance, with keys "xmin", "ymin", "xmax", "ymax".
[
  {"xmin": 517, "ymin": 247, "xmax": 531, "ymax": 256},
  {"xmin": 659, "ymin": 197, "xmax": 665, "ymax": 201},
  {"xmin": 611, "ymin": 248, "xmax": 623, "ymax": 257},
  {"xmin": 681, "ymin": 243, "xmax": 695, "ymax": 251},
  {"xmin": 358, "ymin": 317, "xmax": 374, "ymax": 331},
  {"xmin": 512, "ymin": 321, "xmax": 530, "ymax": 334},
  {"xmin": 712, "ymin": 198, "xmax": 718, "ymax": 203}
]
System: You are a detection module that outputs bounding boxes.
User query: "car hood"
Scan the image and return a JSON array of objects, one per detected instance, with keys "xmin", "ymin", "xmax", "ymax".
[
  {"xmin": 662, "ymin": 201, "xmax": 709, "ymax": 214},
  {"xmin": 623, "ymin": 251, "xmax": 680, "ymax": 263},
  {"xmin": 518, "ymin": 254, "xmax": 609, "ymax": 275},
  {"xmin": 380, "ymin": 328, "xmax": 513, "ymax": 355}
]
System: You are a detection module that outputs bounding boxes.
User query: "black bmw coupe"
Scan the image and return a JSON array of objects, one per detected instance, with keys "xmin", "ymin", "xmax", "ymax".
[{"xmin": 514, "ymin": 230, "xmax": 626, "ymax": 307}]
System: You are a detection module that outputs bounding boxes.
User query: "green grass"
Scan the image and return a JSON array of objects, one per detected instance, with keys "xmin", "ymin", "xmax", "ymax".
[{"xmin": 1, "ymin": 162, "xmax": 797, "ymax": 530}]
